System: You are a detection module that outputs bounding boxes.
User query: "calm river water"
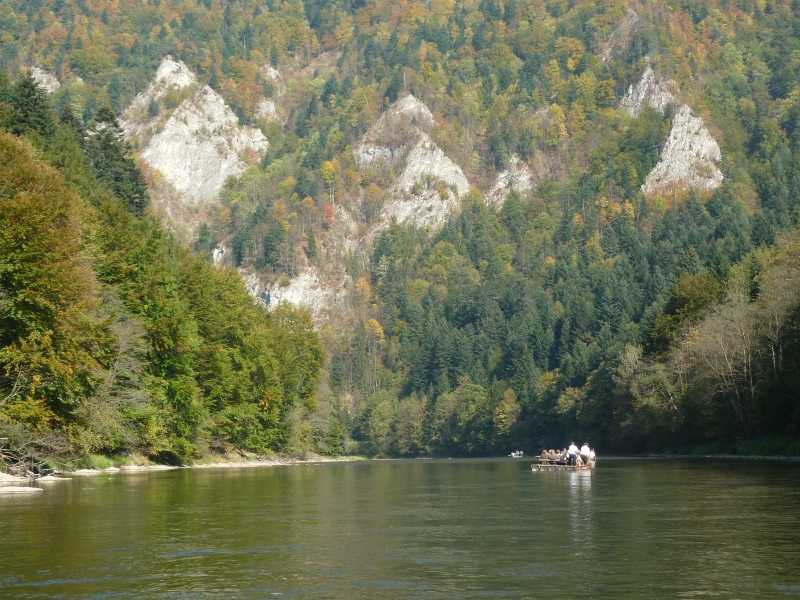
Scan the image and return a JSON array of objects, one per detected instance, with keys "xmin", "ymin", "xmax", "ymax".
[{"xmin": 1, "ymin": 458, "xmax": 799, "ymax": 598}]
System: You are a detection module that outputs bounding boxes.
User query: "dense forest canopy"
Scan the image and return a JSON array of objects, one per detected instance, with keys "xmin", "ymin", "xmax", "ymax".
[{"xmin": 1, "ymin": 0, "xmax": 799, "ymax": 461}]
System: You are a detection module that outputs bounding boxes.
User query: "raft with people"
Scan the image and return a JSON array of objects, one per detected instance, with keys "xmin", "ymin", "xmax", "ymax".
[{"xmin": 531, "ymin": 442, "xmax": 596, "ymax": 472}]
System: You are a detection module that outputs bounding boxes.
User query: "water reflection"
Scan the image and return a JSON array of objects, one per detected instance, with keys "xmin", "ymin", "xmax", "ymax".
[
  {"xmin": 567, "ymin": 471, "xmax": 593, "ymax": 555},
  {"xmin": 1, "ymin": 459, "xmax": 799, "ymax": 599}
]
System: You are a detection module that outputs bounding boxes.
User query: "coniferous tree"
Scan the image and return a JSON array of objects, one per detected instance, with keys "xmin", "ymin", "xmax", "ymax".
[
  {"xmin": 9, "ymin": 74, "xmax": 54, "ymax": 138},
  {"xmin": 85, "ymin": 106, "xmax": 149, "ymax": 215}
]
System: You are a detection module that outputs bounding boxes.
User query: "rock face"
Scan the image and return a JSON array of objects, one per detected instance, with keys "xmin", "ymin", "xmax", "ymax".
[
  {"xmin": 239, "ymin": 266, "xmax": 346, "ymax": 322},
  {"xmin": 355, "ymin": 94, "xmax": 435, "ymax": 168},
  {"xmin": 622, "ymin": 65, "xmax": 724, "ymax": 194},
  {"xmin": 621, "ymin": 66, "xmax": 677, "ymax": 118},
  {"xmin": 601, "ymin": 8, "xmax": 641, "ymax": 64},
  {"xmin": 30, "ymin": 66, "xmax": 60, "ymax": 94},
  {"xmin": 642, "ymin": 104, "xmax": 724, "ymax": 194},
  {"xmin": 122, "ymin": 56, "xmax": 268, "ymax": 213},
  {"xmin": 267, "ymin": 268, "xmax": 339, "ymax": 312},
  {"xmin": 487, "ymin": 155, "xmax": 534, "ymax": 207},
  {"xmin": 256, "ymin": 98, "xmax": 278, "ymax": 120},
  {"xmin": 141, "ymin": 86, "xmax": 267, "ymax": 204},
  {"xmin": 121, "ymin": 56, "xmax": 197, "ymax": 140},
  {"xmin": 356, "ymin": 94, "xmax": 470, "ymax": 232}
]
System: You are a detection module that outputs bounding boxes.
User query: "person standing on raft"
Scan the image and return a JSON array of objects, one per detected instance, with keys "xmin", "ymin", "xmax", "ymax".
[{"xmin": 567, "ymin": 442, "xmax": 579, "ymax": 465}]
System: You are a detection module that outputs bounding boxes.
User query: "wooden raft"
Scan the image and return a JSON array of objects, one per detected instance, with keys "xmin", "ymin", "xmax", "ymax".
[{"xmin": 531, "ymin": 459, "xmax": 594, "ymax": 472}]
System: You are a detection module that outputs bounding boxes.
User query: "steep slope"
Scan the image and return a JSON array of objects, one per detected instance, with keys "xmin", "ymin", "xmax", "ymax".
[
  {"xmin": 239, "ymin": 95, "xmax": 470, "ymax": 320},
  {"xmin": 140, "ymin": 86, "xmax": 268, "ymax": 204},
  {"xmin": 487, "ymin": 155, "xmax": 535, "ymax": 208},
  {"xmin": 357, "ymin": 94, "xmax": 470, "ymax": 232},
  {"xmin": 121, "ymin": 57, "xmax": 268, "ymax": 230},
  {"xmin": 29, "ymin": 66, "xmax": 60, "ymax": 94},
  {"xmin": 621, "ymin": 65, "xmax": 724, "ymax": 195},
  {"xmin": 642, "ymin": 104, "xmax": 724, "ymax": 194},
  {"xmin": 620, "ymin": 65, "xmax": 676, "ymax": 118}
]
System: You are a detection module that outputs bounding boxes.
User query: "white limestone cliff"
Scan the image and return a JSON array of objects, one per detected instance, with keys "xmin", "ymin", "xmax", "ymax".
[
  {"xmin": 642, "ymin": 104, "xmax": 724, "ymax": 195},
  {"xmin": 121, "ymin": 56, "xmax": 197, "ymax": 140},
  {"xmin": 355, "ymin": 94, "xmax": 435, "ymax": 168},
  {"xmin": 256, "ymin": 98, "xmax": 278, "ymax": 120},
  {"xmin": 260, "ymin": 65, "xmax": 283, "ymax": 85},
  {"xmin": 121, "ymin": 57, "xmax": 268, "ymax": 211},
  {"xmin": 487, "ymin": 155, "xmax": 534, "ymax": 207},
  {"xmin": 623, "ymin": 65, "xmax": 724, "ymax": 194},
  {"xmin": 239, "ymin": 266, "xmax": 346, "ymax": 322},
  {"xmin": 30, "ymin": 66, "xmax": 60, "ymax": 94},
  {"xmin": 621, "ymin": 65, "xmax": 677, "ymax": 118},
  {"xmin": 140, "ymin": 86, "xmax": 267, "ymax": 204},
  {"xmin": 356, "ymin": 95, "xmax": 470, "ymax": 232}
]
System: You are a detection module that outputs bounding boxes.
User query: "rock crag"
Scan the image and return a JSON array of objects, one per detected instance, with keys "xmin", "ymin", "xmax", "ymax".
[
  {"xmin": 30, "ymin": 66, "xmax": 60, "ymax": 94},
  {"xmin": 121, "ymin": 56, "xmax": 268, "ymax": 227},
  {"xmin": 621, "ymin": 65, "xmax": 677, "ymax": 118},
  {"xmin": 487, "ymin": 154, "xmax": 534, "ymax": 208},
  {"xmin": 623, "ymin": 65, "xmax": 724, "ymax": 194},
  {"xmin": 356, "ymin": 94, "xmax": 470, "ymax": 232},
  {"xmin": 642, "ymin": 104, "xmax": 724, "ymax": 194}
]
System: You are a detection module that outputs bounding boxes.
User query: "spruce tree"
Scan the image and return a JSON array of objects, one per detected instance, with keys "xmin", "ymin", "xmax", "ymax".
[
  {"xmin": 85, "ymin": 106, "xmax": 149, "ymax": 215},
  {"xmin": 10, "ymin": 74, "xmax": 54, "ymax": 138}
]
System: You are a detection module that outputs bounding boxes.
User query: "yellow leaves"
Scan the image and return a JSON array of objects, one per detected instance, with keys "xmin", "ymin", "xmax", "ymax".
[
  {"xmin": 277, "ymin": 176, "xmax": 297, "ymax": 199},
  {"xmin": 544, "ymin": 59, "xmax": 564, "ymax": 100},
  {"xmin": 320, "ymin": 160, "xmax": 337, "ymax": 184},
  {"xmin": 366, "ymin": 318, "xmax": 385, "ymax": 343},
  {"xmin": 555, "ymin": 37, "xmax": 585, "ymax": 73},
  {"xmin": 623, "ymin": 200, "xmax": 636, "ymax": 220},
  {"xmin": 406, "ymin": 278, "xmax": 430, "ymax": 304},
  {"xmin": 355, "ymin": 276, "xmax": 372, "ymax": 304},
  {"xmin": 430, "ymin": 0, "xmax": 455, "ymax": 19},
  {"xmin": 535, "ymin": 370, "xmax": 560, "ymax": 399}
]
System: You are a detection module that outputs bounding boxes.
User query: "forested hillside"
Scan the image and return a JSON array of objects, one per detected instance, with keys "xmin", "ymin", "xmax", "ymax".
[
  {"xmin": 0, "ymin": 75, "xmax": 321, "ymax": 469},
  {"xmin": 1, "ymin": 1, "xmax": 799, "ymax": 458}
]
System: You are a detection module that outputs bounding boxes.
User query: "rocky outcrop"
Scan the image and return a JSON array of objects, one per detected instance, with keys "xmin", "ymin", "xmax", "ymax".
[
  {"xmin": 121, "ymin": 56, "xmax": 268, "ymax": 216},
  {"xmin": 256, "ymin": 98, "xmax": 278, "ymax": 120},
  {"xmin": 121, "ymin": 56, "xmax": 197, "ymax": 141},
  {"xmin": 260, "ymin": 65, "xmax": 283, "ymax": 86},
  {"xmin": 267, "ymin": 268, "xmax": 338, "ymax": 313},
  {"xmin": 30, "ymin": 66, "xmax": 60, "ymax": 94},
  {"xmin": 239, "ymin": 266, "xmax": 347, "ymax": 322},
  {"xmin": 212, "ymin": 245, "xmax": 228, "ymax": 266},
  {"xmin": 622, "ymin": 65, "xmax": 724, "ymax": 194},
  {"xmin": 355, "ymin": 94, "xmax": 435, "ymax": 168},
  {"xmin": 487, "ymin": 155, "xmax": 534, "ymax": 207},
  {"xmin": 621, "ymin": 66, "xmax": 677, "ymax": 118},
  {"xmin": 356, "ymin": 95, "xmax": 470, "ymax": 232},
  {"xmin": 140, "ymin": 86, "xmax": 267, "ymax": 204},
  {"xmin": 601, "ymin": 9, "xmax": 641, "ymax": 64},
  {"xmin": 642, "ymin": 104, "xmax": 724, "ymax": 194}
]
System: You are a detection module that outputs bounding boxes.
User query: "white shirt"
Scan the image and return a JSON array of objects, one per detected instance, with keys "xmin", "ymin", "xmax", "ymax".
[
  {"xmin": 589, "ymin": 450, "xmax": 596, "ymax": 459},
  {"xmin": 568, "ymin": 443, "xmax": 579, "ymax": 456},
  {"xmin": 580, "ymin": 444, "xmax": 590, "ymax": 455}
]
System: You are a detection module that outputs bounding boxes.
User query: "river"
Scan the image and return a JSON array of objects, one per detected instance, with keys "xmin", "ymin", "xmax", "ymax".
[{"xmin": 1, "ymin": 458, "xmax": 799, "ymax": 598}]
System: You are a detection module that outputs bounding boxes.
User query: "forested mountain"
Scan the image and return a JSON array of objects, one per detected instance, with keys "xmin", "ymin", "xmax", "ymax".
[
  {"xmin": 1, "ymin": 1, "xmax": 799, "ymax": 459},
  {"xmin": 0, "ymin": 75, "xmax": 321, "ymax": 468}
]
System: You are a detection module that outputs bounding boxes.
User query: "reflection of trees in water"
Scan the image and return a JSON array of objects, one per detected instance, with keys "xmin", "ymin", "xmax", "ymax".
[{"xmin": 567, "ymin": 471, "xmax": 594, "ymax": 555}]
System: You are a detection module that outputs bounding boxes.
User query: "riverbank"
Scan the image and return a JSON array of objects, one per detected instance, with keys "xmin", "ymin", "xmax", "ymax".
[
  {"xmin": 0, "ymin": 454, "xmax": 367, "ymax": 484},
  {"xmin": 59, "ymin": 454, "xmax": 366, "ymax": 477}
]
